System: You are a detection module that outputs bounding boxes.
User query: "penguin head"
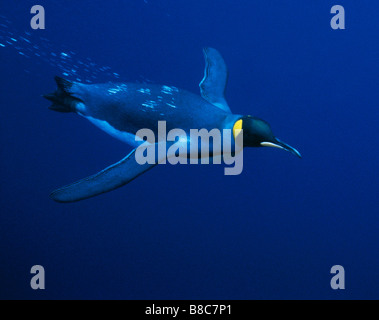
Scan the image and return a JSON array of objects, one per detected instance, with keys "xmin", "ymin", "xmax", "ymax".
[{"xmin": 233, "ymin": 116, "xmax": 301, "ymax": 158}]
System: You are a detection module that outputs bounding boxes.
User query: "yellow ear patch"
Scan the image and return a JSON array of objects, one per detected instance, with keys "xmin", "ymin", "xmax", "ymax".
[{"xmin": 233, "ymin": 119, "xmax": 243, "ymax": 139}]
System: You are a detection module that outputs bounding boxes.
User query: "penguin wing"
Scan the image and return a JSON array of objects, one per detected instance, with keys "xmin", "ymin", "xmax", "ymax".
[
  {"xmin": 50, "ymin": 144, "xmax": 161, "ymax": 203},
  {"xmin": 199, "ymin": 47, "xmax": 231, "ymax": 113}
]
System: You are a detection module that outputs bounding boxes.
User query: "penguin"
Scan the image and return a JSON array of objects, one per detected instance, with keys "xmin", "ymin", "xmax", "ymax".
[{"xmin": 44, "ymin": 48, "xmax": 301, "ymax": 203}]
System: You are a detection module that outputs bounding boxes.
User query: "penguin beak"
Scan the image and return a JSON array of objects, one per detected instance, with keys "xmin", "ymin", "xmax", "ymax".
[{"xmin": 260, "ymin": 138, "xmax": 302, "ymax": 158}]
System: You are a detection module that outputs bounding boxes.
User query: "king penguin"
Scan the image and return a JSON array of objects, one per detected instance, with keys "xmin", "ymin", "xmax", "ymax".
[{"xmin": 44, "ymin": 48, "xmax": 301, "ymax": 203}]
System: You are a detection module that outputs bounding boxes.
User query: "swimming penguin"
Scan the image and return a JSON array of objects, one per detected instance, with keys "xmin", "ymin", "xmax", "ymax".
[{"xmin": 44, "ymin": 48, "xmax": 301, "ymax": 203}]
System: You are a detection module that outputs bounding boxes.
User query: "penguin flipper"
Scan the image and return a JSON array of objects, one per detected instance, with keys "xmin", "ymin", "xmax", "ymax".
[
  {"xmin": 199, "ymin": 47, "xmax": 231, "ymax": 113},
  {"xmin": 50, "ymin": 145, "xmax": 159, "ymax": 203}
]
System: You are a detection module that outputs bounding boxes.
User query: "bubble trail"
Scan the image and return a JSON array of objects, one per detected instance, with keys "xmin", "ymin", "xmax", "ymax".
[{"xmin": 0, "ymin": 16, "xmax": 123, "ymax": 83}]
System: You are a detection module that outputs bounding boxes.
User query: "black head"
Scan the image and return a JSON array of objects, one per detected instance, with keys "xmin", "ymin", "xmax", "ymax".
[{"xmin": 234, "ymin": 116, "xmax": 301, "ymax": 158}]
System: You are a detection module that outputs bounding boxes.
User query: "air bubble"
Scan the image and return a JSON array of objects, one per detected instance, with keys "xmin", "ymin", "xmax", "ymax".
[{"xmin": 0, "ymin": 15, "xmax": 123, "ymax": 83}]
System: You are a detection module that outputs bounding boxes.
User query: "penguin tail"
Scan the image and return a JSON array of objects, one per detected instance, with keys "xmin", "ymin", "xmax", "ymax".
[{"xmin": 43, "ymin": 76, "xmax": 82, "ymax": 113}]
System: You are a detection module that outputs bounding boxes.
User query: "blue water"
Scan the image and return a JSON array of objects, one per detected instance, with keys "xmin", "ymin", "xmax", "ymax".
[{"xmin": 0, "ymin": 0, "xmax": 378, "ymax": 299}]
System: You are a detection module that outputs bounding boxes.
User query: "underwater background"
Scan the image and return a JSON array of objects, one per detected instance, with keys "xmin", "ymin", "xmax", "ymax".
[{"xmin": 0, "ymin": 0, "xmax": 378, "ymax": 299}]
